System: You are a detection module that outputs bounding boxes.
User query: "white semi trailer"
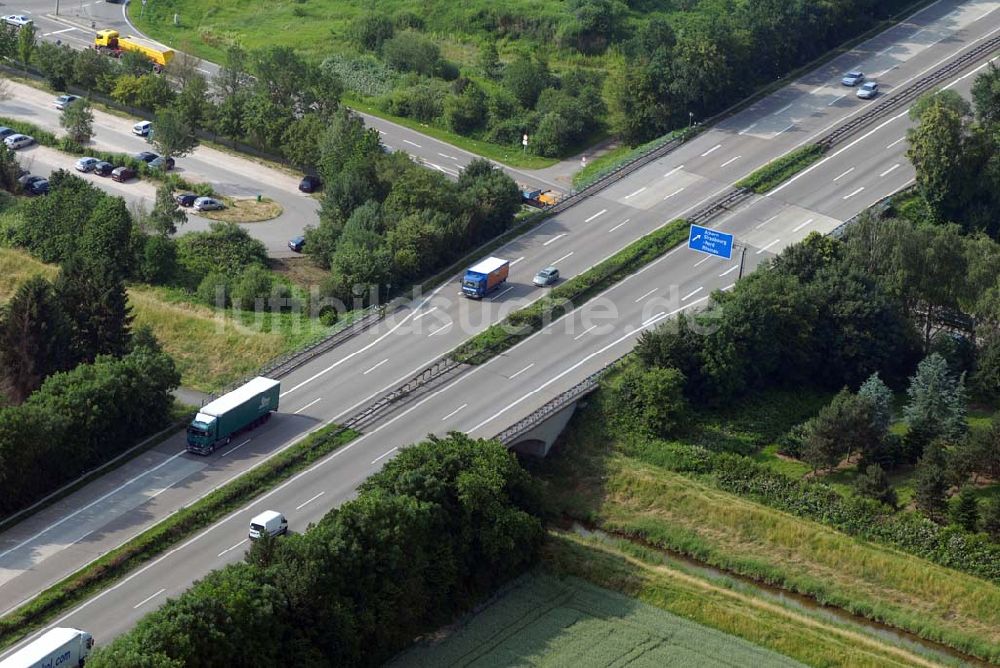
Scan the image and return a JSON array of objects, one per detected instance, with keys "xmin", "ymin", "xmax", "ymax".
[{"xmin": 0, "ymin": 628, "xmax": 94, "ymax": 668}]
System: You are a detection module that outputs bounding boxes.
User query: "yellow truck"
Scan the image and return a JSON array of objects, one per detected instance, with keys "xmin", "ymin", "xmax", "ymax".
[{"xmin": 94, "ymin": 29, "xmax": 174, "ymax": 70}]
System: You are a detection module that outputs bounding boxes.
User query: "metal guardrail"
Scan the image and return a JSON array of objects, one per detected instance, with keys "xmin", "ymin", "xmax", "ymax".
[
  {"xmin": 210, "ymin": 305, "xmax": 386, "ymax": 400},
  {"xmin": 817, "ymin": 32, "xmax": 1000, "ymax": 149},
  {"xmin": 688, "ymin": 187, "xmax": 755, "ymax": 227}
]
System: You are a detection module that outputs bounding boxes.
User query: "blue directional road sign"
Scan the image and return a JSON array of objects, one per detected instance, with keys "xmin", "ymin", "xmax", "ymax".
[{"xmin": 688, "ymin": 224, "xmax": 734, "ymax": 260}]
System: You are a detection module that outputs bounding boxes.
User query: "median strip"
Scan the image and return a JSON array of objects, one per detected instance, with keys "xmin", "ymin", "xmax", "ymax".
[
  {"xmin": 0, "ymin": 423, "xmax": 358, "ymax": 651},
  {"xmin": 453, "ymin": 218, "xmax": 691, "ymax": 365},
  {"xmin": 734, "ymin": 143, "xmax": 827, "ymax": 193}
]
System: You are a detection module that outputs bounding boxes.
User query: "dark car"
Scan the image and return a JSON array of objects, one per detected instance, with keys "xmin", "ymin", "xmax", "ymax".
[
  {"xmin": 25, "ymin": 178, "xmax": 49, "ymax": 196},
  {"xmin": 298, "ymin": 175, "xmax": 322, "ymax": 193},
  {"xmin": 148, "ymin": 156, "xmax": 175, "ymax": 171},
  {"xmin": 174, "ymin": 192, "xmax": 197, "ymax": 207},
  {"xmin": 18, "ymin": 173, "xmax": 42, "ymax": 188},
  {"xmin": 111, "ymin": 166, "xmax": 137, "ymax": 182},
  {"xmin": 93, "ymin": 161, "xmax": 114, "ymax": 176},
  {"xmin": 288, "ymin": 235, "xmax": 305, "ymax": 253},
  {"xmin": 134, "ymin": 152, "xmax": 174, "ymax": 169},
  {"xmin": 0, "ymin": 126, "xmax": 15, "ymax": 139}
]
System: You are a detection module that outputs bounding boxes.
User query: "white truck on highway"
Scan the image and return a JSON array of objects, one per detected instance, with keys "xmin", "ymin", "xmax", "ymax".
[{"xmin": 0, "ymin": 628, "xmax": 94, "ymax": 668}]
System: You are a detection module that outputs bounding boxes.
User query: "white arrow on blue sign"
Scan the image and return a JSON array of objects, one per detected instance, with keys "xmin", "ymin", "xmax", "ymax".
[{"xmin": 687, "ymin": 224, "xmax": 734, "ymax": 260}]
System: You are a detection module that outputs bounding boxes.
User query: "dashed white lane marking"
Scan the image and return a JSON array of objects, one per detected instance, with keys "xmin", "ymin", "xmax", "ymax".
[
  {"xmin": 133, "ymin": 588, "xmax": 165, "ymax": 609},
  {"xmin": 371, "ymin": 447, "xmax": 398, "ymax": 464},
  {"xmin": 719, "ymin": 265, "xmax": 740, "ymax": 277},
  {"xmin": 663, "ymin": 188, "xmax": 685, "ymax": 200},
  {"xmin": 756, "ymin": 239, "xmax": 780, "ymax": 254},
  {"xmin": 543, "ymin": 233, "xmax": 566, "ymax": 246},
  {"xmin": 681, "ymin": 287, "xmax": 703, "ymax": 301},
  {"xmin": 220, "ymin": 439, "xmax": 252, "ymax": 457},
  {"xmin": 886, "ymin": 137, "xmax": 905, "ymax": 149},
  {"xmin": 663, "ymin": 165, "xmax": 684, "ymax": 178},
  {"xmin": 293, "ymin": 398, "xmax": 321, "ymax": 414},
  {"xmin": 792, "ymin": 218, "xmax": 814, "ymax": 233},
  {"xmin": 843, "ymin": 186, "xmax": 865, "ymax": 200},
  {"xmin": 551, "ymin": 252, "xmax": 574, "ymax": 265},
  {"xmin": 700, "ymin": 144, "xmax": 722, "ymax": 157},
  {"xmin": 404, "ymin": 139, "xmax": 422, "ymax": 148},
  {"xmin": 441, "ymin": 404, "xmax": 468, "ymax": 421},
  {"xmin": 573, "ymin": 325, "xmax": 596, "ymax": 341},
  {"xmin": 608, "ymin": 219, "xmax": 630, "ymax": 233},
  {"xmin": 296, "ymin": 491, "xmax": 325, "ymax": 510},
  {"xmin": 755, "ymin": 214, "xmax": 779, "ymax": 229},
  {"xmin": 362, "ymin": 359, "xmax": 389, "ymax": 375},
  {"xmin": 508, "ymin": 363, "xmax": 535, "ymax": 380},
  {"xmin": 412, "ymin": 307, "xmax": 437, "ymax": 320},
  {"xmin": 720, "ymin": 156, "xmax": 741, "ymax": 168},
  {"xmin": 585, "ymin": 209, "xmax": 607, "ymax": 223},
  {"xmin": 634, "ymin": 288, "xmax": 658, "ymax": 303},
  {"xmin": 217, "ymin": 539, "xmax": 248, "ymax": 558},
  {"xmin": 510, "ymin": 256, "xmax": 525, "ymax": 266},
  {"xmin": 833, "ymin": 167, "xmax": 855, "ymax": 181},
  {"xmin": 625, "ymin": 186, "xmax": 647, "ymax": 199},
  {"xmin": 429, "ymin": 323, "xmax": 453, "ymax": 336},
  {"xmin": 880, "ymin": 163, "xmax": 901, "ymax": 177}
]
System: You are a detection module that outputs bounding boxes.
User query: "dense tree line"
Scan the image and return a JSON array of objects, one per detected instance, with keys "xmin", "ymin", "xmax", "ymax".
[
  {"xmin": 620, "ymin": 215, "xmax": 1000, "ymax": 539},
  {"xmin": 304, "ymin": 109, "xmax": 522, "ymax": 304},
  {"xmin": 327, "ymin": 0, "xmax": 929, "ymax": 154},
  {"xmin": 0, "ymin": 332, "xmax": 179, "ymax": 515},
  {"xmin": 88, "ymin": 433, "xmax": 543, "ymax": 667},
  {"xmin": 907, "ymin": 65, "xmax": 1000, "ymax": 234},
  {"xmin": 0, "ymin": 23, "xmax": 342, "ymax": 168},
  {"xmin": 0, "ymin": 168, "xmax": 293, "ymax": 312}
]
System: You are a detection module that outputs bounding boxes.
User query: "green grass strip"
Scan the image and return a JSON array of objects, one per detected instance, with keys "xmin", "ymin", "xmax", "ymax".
[
  {"xmin": 735, "ymin": 144, "xmax": 826, "ymax": 194},
  {"xmin": 0, "ymin": 116, "xmax": 215, "ymax": 195},
  {"xmin": 572, "ymin": 129, "xmax": 692, "ymax": 191},
  {"xmin": 453, "ymin": 218, "xmax": 690, "ymax": 365},
  {"xmin": 0, "ymin": 423, "xmax": 358, "ymax": 651}
]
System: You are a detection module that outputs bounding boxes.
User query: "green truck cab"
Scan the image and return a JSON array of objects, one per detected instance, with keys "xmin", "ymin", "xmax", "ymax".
[{"xmin": 187, "ymin": 377, "xmax": 280, "ymax": 455}]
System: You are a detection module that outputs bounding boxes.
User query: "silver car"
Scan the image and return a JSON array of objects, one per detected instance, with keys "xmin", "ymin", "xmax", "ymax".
[
  {"xmin": 4, "ymin": 134, "xmax": 34, "ymax": 150},
  {"xmin": 193, "ymin": 196, "xmax": 225, "ymax": 212},
  {"xmin": 54, "ymin": 95, "xmax": 80, "ymax": 111},
  {"xmin": 857, "ymin": 81, "xmax": 879, "ymax": 99},
  {"xmin": 841, "ymin": 71, "xmax": 865, "ymax": 86},
  {"xmin": 2, "ymin": 15, "xmax": 32, "ymax": 28},
  {"xmin": 75, "ymin": 157, "xmax": 100, "ymax": 172},
  {"xmin": 533, "ymin": 266, "xmax": 560, "ymax": 287}
]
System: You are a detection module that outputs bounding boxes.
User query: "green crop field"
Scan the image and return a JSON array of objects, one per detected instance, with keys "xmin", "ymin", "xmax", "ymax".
[{"xmin": 391, "ymin": 571, "xmax": 806, "ymax": 668}]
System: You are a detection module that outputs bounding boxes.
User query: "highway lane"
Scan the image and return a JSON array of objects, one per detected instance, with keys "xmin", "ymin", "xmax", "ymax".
[
  {"xmin": 1, "ymin": 0, "xmax": 998, "ymax": 627},
  {"xmin": 5, "ymin": 42, "xmax": 997, "ymax": 651}
]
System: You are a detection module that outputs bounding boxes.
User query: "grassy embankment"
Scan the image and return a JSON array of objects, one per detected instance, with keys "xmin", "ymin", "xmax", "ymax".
[
  {"xmin": 533, "ymin": 385, "xmax": 1000, "ymax": 663},
  {"xmin": 0, "ymin": 247, "xmax": 334, "ymax": 393}
]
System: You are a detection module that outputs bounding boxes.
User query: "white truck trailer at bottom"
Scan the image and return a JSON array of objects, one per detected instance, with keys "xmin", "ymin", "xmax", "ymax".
[{"xmin": 0, "ymin": 628, "xmax": 94, "ymax": 668}]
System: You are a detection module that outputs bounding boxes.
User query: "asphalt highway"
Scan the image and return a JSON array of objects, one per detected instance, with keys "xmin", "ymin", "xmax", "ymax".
[{"xmin": 1, "ymin": 0, "xmax": 998, "ymax": 652}]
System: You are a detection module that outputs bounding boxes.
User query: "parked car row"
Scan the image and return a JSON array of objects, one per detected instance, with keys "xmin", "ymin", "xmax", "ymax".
[{"xmin": 173, "ymin": 191, "xmax": 225, "ymax": 211}]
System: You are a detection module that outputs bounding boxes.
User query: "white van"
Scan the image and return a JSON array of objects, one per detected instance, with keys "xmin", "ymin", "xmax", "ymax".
[{"xmin": 249, "ymin": 510, "xmax": 287, "ymax": 539}]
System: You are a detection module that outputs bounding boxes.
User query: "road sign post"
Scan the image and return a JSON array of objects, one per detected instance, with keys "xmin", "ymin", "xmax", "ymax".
[{"xmin": 687, "ymin": 224, "xmax": 734, "ymax": 260}]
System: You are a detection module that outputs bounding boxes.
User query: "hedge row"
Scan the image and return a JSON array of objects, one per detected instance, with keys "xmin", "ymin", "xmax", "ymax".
[
  {"xmin": 453, "ymin": 218, "xmax": 691, "ymax": 364},
  {"xmin": 0, "ymin": 115, "xmax": 213, "ymax": 195},
  {"xmin": 709, "ymin": 453, "xmax": 1000, "ymax": 584},
  {"xmin": 0, "ymin": 423, "xmax": 358, "ymax": 651},
  {"xmin": 734, "ymin": 143, "xmax": 826, "ymax": 193},
  {"xmin": 651, "ymin": 441, "xmax": 1000, "ymax": 584}
]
